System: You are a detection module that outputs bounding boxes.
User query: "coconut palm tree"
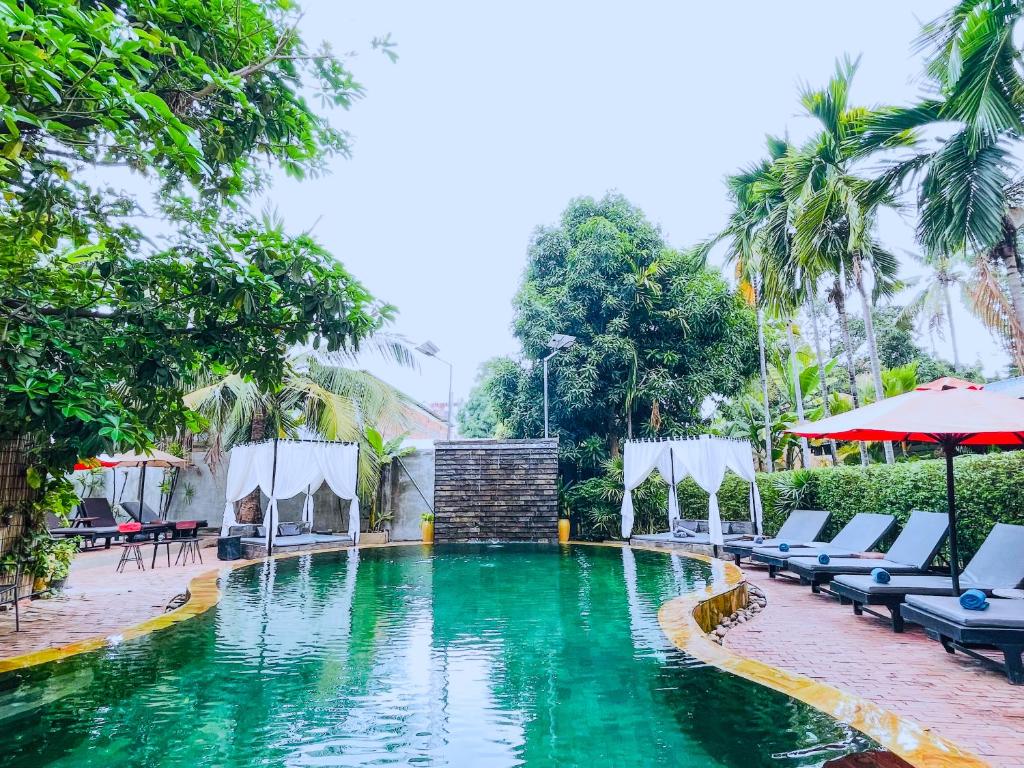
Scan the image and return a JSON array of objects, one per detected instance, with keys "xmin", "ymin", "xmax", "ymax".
[
  {"xmin": 901, "ymin": 251, "xmax": 966, "ymax": 367},
  {"xmin": 861, "ymin": 2, "xmax": 1024, "ymax": 371},
  {"xmin": 185, "ymin": 337, "xmax": 416, "ymax": 523},
  {"xmin": 709, "ymin": 141, "xmax": 792, "ymax": 470},
  {"xmin": 785, "ymin": 58, "xmax": 906, "ymax": 464}
]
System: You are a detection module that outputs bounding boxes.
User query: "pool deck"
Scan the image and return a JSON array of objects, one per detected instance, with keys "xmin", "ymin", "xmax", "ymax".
[
  {"xmin": 727, "ymin": 564, "xmax": 1024, "ymax": 768},
  {"xmin": 0, "ymin": 539, "xmax": 222, "ymax": 660}
]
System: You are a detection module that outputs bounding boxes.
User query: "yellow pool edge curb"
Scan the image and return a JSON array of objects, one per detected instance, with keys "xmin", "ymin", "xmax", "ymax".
[
  {"xmin": 625, "ymin": 542, "xmax": 988, "ymax": 768},
  {"xmin": 0, "ymin": 539, "xmax": 990, "ymax": 768}
]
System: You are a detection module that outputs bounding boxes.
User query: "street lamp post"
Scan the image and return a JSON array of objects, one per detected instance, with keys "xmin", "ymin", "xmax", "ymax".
[
  {"xmin": 416, "ymin": 341, "xmax": 454, "ymax": 440},
  {"xmin": 543, "ymin": 334, "xmax": 576, "ymax": 439}
]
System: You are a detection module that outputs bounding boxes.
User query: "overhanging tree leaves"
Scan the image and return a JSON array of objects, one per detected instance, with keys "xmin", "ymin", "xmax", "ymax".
[{"xmin": 0, "ymin": 1, "xmax": 396, "ymax": 470}]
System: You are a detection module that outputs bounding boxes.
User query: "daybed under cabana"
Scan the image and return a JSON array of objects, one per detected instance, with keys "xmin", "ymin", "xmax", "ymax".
[
  {"xmin": 221, "ymin": 438, "xmax": 361, "ymax": 555},
  {"xmin": 621, "ymin": 436, "xmax": 763, "ymax": 548}
]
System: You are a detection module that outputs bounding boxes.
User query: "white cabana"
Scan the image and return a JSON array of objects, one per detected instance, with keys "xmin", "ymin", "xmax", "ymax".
[
  {"xmin": 619, "ymin": 436, "xmax": 763, "ymax": 544},
  {"xmin": 220, "ymin": 439, "xmax": 361, "ymax": 545}
]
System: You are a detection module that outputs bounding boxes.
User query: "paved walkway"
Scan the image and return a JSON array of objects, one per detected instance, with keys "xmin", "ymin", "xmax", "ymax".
[
  {"xmin": 0, "ymin": 539, "xmax": 219, "ymax": 658},
  {"xmin": 727, "ymin": 566, "xmax": 1024, "ymax": 768}
]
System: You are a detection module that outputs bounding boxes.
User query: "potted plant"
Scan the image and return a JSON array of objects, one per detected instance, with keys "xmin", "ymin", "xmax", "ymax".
[{"xmin": 421, "ymin": 512, "xmax": 434, "ymax": 544}]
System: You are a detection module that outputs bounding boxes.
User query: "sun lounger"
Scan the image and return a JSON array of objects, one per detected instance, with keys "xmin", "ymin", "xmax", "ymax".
[
  {"xmin": 832, "ymin": 523, "xmax": 1024, "ymax": 631},
  {"xmin": 723, "ymin": 509, "xmax": 830, "ymax": 564},
  {"xmin": 900, "ymin": 595, "xmax": 1024, "ymax": 684},
  {"xmin": 119, "ymin": 500, "xmax": 162, "ymax": 524},
  {"xmin": 49, "ymin": 500, "xmax": 121, "ymax": 549},
  {"xmin": 786, "ymin": 511, "xmax": 948, "ymax": 593},
  {"xmin": 751, "ymin": 512, "xmax": 896, "ymax": 578}
]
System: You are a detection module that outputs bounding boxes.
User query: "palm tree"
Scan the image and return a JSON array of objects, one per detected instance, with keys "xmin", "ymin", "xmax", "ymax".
[
  {"xmin": 786, "ymin": 58, "xmax": 906, "ymax": 464},
  {"xmin": 901, "ymin": 251, "xmax": 966, "ymax": 367},
  {"xmin": 185, "ymin": 338, "xmax": 416, "ymax": 523},
  {"xmin": 862, "ymin": 2, "xmax": 1024, "ymax": 371},
  {"xmin": 710, "ymin": 142, "xmax": 793, "ymax": 471}
]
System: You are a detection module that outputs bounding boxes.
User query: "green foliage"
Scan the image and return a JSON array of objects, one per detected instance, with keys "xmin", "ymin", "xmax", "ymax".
[
  {"xmin": 491, "ymin": 194, "xmax": 758, "ymax": 496},
  {"xmin": 0, "ymin": 1, "xmax": 393, "ymax": 472},
  {"xmin": 457, "ymin": 359, "xmax": 501, "ymax": 438}
]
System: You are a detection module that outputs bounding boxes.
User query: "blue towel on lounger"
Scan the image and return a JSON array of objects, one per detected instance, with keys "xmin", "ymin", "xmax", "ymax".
[
  {"xmin": 959, "ymin": 589, "xmax": 988, "ymax": 611},
  {"xmin": 871, "ymin": 568, "xmax": 890, "ymax": 584},
  {"xmin": 817, "ymin": 553, "xmax": 830, "ymax": 565},
  {"xmin": 754, "ymin": 535, "xmax": 764, "ymax": 544},
  {"xmin": 779, "ymin": 543, "xmax": 789, "ymax": 552}
]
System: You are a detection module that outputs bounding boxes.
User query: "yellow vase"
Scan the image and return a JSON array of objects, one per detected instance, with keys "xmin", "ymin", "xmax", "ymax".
[
  {"xmin": 558, "ymin": 518, "xmax": 570, "ymax": 543},
  {"xmin": 422, "ymin": 521, "xmax": 434, "ymax": 544}
]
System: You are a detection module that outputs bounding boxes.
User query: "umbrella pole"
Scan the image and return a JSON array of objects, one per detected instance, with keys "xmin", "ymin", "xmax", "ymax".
[
  {"xmin": 138, "ymin": 461, "xmax": 146, "ymax": 518},
  {"xmin": 943, "ymin": 441, "xmax": 962, "ymax": 596}
]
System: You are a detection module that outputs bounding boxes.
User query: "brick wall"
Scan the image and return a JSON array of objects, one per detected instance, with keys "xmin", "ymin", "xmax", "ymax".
[{"xmin": 433, "ymin": 439, "xmax": 558, "ymax": 542}]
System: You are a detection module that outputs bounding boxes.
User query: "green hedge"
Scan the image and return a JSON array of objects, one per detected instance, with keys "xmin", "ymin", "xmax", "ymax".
[{"xmin": 675, "ymin": 451, "xmax": 1024, "ymax": 562}]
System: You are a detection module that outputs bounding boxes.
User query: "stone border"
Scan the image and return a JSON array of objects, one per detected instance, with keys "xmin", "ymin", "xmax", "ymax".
[{"xmin": 0, "ymin": 540, "xmax": 987, "ymax": 768}]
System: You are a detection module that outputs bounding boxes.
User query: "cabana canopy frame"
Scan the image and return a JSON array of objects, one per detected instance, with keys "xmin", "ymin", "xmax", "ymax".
[
  {"xmin": 221, "ymin": 438, "xmax": 361, "ymax": 546},
  {"xmin": 620, "ymin": 436, "xmax": 763, "ymax": 544}
]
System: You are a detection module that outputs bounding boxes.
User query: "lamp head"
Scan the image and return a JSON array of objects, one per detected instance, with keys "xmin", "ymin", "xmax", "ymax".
[
  {"xmin": 547, "ymin": 334, "xmax": 576, "ymax": 351},
  {"xmin": 416, "ymin": 340, "xmax": 440, "ymax": 357}
]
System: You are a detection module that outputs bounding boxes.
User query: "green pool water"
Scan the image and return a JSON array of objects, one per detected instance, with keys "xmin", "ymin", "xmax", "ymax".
[{"xmin": 0, "ymin": 544, "xmax": 877, "ymax": 767}]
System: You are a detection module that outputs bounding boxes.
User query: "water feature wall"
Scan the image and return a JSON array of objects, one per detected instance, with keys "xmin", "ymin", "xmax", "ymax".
[{"xmin": 433, "ymin": 439, "xmax": 558, "ymax": 542}]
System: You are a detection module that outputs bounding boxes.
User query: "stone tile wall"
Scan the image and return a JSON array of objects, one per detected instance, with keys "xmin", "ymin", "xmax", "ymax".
[{"xmin": 433, "ymin": 439, "xmax": 558, "ymax": 542}]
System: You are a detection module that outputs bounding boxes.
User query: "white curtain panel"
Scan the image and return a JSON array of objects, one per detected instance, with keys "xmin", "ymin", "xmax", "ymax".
[
  {"xmin": 724, "ymin": 440, "xmax": 763, "ymax": 534},
  {"xmin": 314, "ymin": 442, "xmax": 360, "ymax": 544},
  {"xmin": 654, "ymin": 446, "xmax": 684, "ymax": 527},
  {"xmin": 676, "ymin": 437, "xmax": 729, "ymax": 546},
  {"xmin": 619, "ymin": 441, "xmax": 669, "ymax": 538},
  {"xmin": 259, "ymin": 441, "xmax": 322, "ymax": 537},
  {"xmin": 221, "ymin": 444, "xmax": 262, "ymax": 535}
]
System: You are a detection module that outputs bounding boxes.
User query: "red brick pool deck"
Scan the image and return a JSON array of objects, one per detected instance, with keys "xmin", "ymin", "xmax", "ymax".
[
  {"xmin": 728, "ymin": 566, "xmax": 1024, "ymax": 768},
  {"xmin": 1, "ymin": 545, "xmax": 1021, "ymax": 767},
  {"xmin": 0, "ymin": 540, "xmax": 220, "ymax": 659}
]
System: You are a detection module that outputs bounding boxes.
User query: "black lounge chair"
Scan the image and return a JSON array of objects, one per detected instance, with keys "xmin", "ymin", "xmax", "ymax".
[
  {"xmin": 50, "ymin": 499, "xmax": 122, "ymax": 549},
  {"xmin": 785, "ymin": 510, "xmax": 949, "ymax": 593},
  {"xmin": 751, "ymin": 512, "xmax": 896, "ymax": 578},
  {"xmin": 723, "ymin": 509, "xmax": 830, "ymax": 565},
  {"xmin": 901, "ymin": 595, "xmax": 1024, "ymax": 684},
  {"xmin": 119, "ymin": 500, "xmax": 162, "ymax": 524},
  {"xmin": 832, "ymin": 523, "xmax": 1024, "ymax": 631}
]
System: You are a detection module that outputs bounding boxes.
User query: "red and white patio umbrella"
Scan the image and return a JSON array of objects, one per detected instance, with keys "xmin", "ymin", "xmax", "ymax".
[{"xmin": 789, "ymin": 378, "xmax": 1024, "ymax": 594}]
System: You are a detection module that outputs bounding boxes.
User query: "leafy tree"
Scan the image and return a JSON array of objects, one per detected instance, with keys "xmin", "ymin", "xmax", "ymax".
[
  {"xmin": 457, "ymin": 359, "xmax": 501, "ymax": 438},
  {"xmin": 491, "ymin": 194, "xmax": 759, "ymax": 513},
  {"xmin": 0, "ymin": 1, "xmax": 396, "ymax": 472}
]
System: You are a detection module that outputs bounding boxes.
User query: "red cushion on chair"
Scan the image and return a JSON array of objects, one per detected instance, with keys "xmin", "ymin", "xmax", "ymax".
[
  {"xmin": 174, "ymin": 521, "xmax": 197, "ymax": 530},
  {"xmin": 118, "ymin": 522, "xmax": 142, "ymax": 533}
]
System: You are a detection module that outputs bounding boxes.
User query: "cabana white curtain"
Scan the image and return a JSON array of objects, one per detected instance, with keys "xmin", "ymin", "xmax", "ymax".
[
  {"xmin": 619, "ymin": 437, "xmax": 762, "ymax": 544},
  {"xmin": 221, "ymin": 440, "xmax": 361, "ymax": 543}
]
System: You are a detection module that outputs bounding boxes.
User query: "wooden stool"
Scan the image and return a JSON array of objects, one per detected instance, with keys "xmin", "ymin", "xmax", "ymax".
[
  {"xmin": 173, "ymin": 521, "xmax": 203, "ymax": 566},
  {"xmin": 115, "ymin": 522, "xmax": 145, "ymax": 573}
]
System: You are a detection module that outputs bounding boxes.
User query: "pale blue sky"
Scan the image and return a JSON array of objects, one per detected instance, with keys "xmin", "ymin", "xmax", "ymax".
[{"xmin": 262, "ymin": 1, "xmax": 1005, "ymax": 406}]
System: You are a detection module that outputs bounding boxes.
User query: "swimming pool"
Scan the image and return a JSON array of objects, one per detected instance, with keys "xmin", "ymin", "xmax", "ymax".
[{"xmin": 0, "ymin": 544, "xmax": 879, "ymax": 766}]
